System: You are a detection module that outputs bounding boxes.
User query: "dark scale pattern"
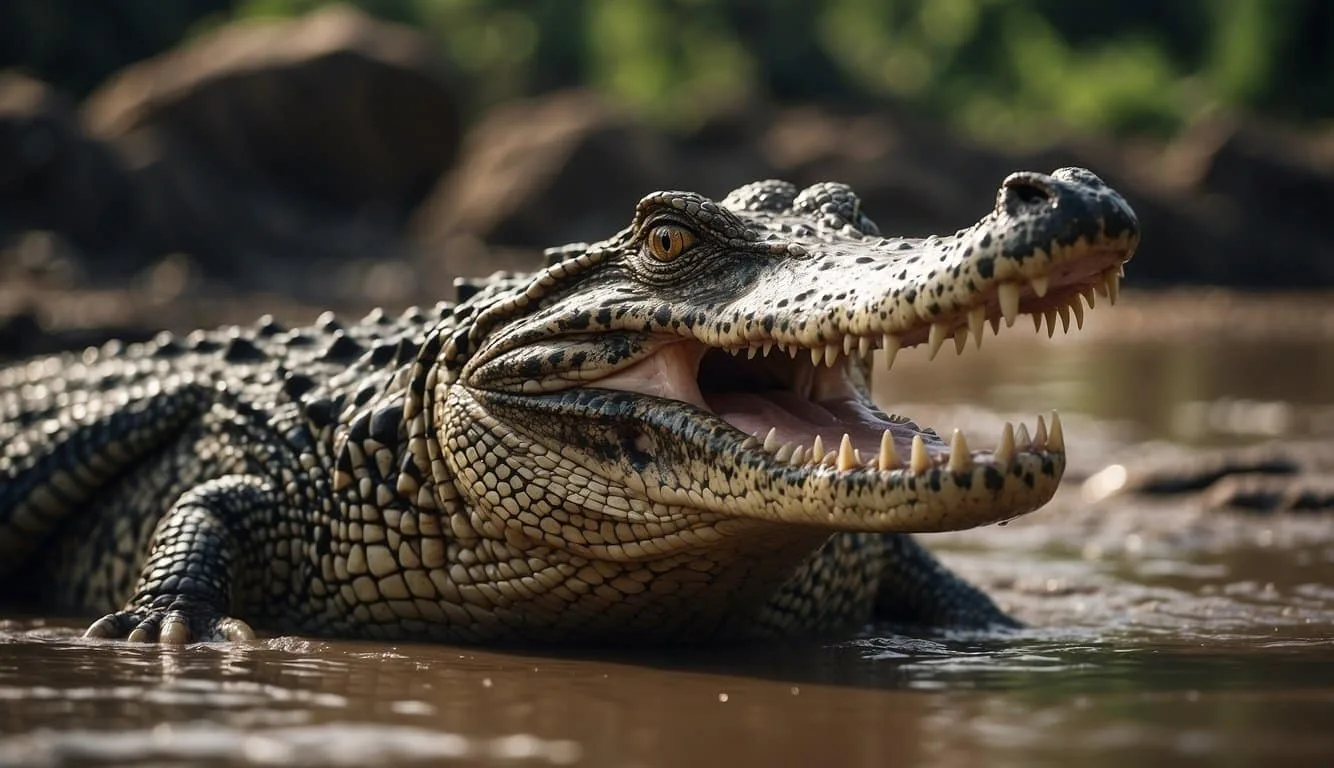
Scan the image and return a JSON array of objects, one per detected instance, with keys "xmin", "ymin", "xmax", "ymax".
[{"xmin": 0, "ymin": 169, "xmax": 1138, "ymax": 645}]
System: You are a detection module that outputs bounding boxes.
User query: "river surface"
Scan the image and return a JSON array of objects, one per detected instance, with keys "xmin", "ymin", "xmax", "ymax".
[{"xmin": 2, "ymin": 292, "xmax": 1333, "ymax": 767}]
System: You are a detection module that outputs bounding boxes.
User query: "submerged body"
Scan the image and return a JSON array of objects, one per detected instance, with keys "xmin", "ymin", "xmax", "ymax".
[{"xmin": 0, "ymin": 170, "xmax": 1138, "ymax": 644}]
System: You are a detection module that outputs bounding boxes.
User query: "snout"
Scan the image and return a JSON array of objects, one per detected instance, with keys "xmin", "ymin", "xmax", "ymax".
[{"xmin": 995, "ymin": 167, "xmax": 1140, "ymax": 252}]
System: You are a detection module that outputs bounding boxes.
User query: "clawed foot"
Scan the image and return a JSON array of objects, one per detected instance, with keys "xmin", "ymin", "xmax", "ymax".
[{"xmin": 83, "ymin": 594, "xmax": 256, "ymax": 644}]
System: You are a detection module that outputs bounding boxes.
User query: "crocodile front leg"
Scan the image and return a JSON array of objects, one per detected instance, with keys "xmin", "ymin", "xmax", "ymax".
[
  {"xmin": 84, "ymin": 475, "xmax": 273, "ymax": 644},
  {"xmin": 873, "ymin": 534, "xmax": 1019, "ymax": 629}
]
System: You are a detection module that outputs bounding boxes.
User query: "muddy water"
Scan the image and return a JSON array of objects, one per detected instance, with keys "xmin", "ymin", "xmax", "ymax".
[{"xmin": 3, "ymin": 294, "xmax": 1334, "ymax": 767}]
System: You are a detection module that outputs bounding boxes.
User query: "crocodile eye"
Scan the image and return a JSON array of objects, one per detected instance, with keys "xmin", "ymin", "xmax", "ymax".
[{"xmin": 646, "ymin": 224, "xmax": 696, "ymax": 262}]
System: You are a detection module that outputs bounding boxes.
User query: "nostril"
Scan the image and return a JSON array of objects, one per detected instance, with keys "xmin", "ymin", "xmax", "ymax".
[
  {"xmin": 1000, "ymin": 173, "xmax": 1056, "ymax": 210},
  {"xmin": 1009, "ymin": 182, "xmax": 1050, "ymax": 205}
]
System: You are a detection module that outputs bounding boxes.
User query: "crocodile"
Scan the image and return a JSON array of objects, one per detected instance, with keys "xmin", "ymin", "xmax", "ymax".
[{"xmin": 0, "ymin": 168, "xmax": 1138, "ymax": 645}]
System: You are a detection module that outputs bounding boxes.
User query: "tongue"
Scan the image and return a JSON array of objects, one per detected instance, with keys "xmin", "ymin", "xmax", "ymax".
[
  {"xmin": 704, "ymin": 391, "xmax": 914, "ymax": 460},
  {"xmin": 593, "ymin": 343, "xmax": 936, "ymax": 463}
]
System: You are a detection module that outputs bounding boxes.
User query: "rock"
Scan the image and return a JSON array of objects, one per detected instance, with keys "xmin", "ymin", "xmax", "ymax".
[
  {"xmin": 671, "ymin": 101, "xmax": 780, "ymax": 201},
  {"xmin": 103, "ymin": 124, "xmax": 419, "ymax": 302},
  {"xmin": 413, "ymin": 90, "xmax": 678, "ymax": 253},
  {"xmin": 763, "ymin": 107, "xmax": 974, "ymax": 235},
  {"xmin": 57, "ymin": 5, "xmax": 464, "ymax": 300},
  {"xmin": 1153, "ymin": 116, "xmax": 1334, "ymax": 288},
  {"xmin": 84, "ymin": 4, "xmax": 463, "ymax": 214},
  {"xmin": 0, "ymin": 73, "xmax": 145, "ymax": 278}
]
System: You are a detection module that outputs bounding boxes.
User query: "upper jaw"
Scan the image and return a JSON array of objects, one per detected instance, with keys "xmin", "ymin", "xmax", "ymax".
[{"xmin": 700, "ymin": 170, "xmax": 1139, "ymax": 364}]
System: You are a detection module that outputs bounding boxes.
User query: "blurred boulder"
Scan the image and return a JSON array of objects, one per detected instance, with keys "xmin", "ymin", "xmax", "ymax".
[
  {"xmin": 671, "ymin": 101, "xmax": 781, "ymax": 200},
  {"xmin": 0, "ymin": 73, "xmax": 145, "ymax": 280},
  {"xmin": 1152, "ymin": 116, "xmax": 1334, "ymax": 287},
  {"xmin": 85, "ymin": 4, "xmax": 463, "ymax": 214},
  {"xmin": 62, "ymin": 5, "xmax": 462, "ymax": 301},
  {"xmin": 759, "ymin": 105, "xmax": 1006, "ymax": 237},
  {"xmin": 413, "ymin": 90, "xmax": 678, "ymax": 253}
]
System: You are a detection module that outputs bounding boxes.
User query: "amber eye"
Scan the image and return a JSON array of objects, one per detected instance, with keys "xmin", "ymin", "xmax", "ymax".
[{"xmin": 646, "ymin": 224, "xmax": 697, "ymax": 261}]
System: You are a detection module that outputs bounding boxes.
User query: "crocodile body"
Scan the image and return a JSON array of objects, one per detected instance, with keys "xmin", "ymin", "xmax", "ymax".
[{"xmin": 0, "ymin": 170, "xmax": 1138, "ymax": 645}]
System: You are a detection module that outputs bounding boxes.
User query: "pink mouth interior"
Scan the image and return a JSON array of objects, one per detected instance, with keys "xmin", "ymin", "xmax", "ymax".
[{"xmin": 595, "ymin": 342, "xmax": 942, "ymax": 463}]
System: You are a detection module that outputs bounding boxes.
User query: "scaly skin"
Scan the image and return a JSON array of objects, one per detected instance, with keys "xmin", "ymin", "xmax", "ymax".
[{"xmin": 0, "ymin": 168, "xmax": 1138, "ymax": 644}]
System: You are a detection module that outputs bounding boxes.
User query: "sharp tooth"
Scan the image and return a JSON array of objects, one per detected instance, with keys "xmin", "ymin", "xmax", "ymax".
[
  {"xmin": 740, "ymin": 435, "xmax": 760, "ymax": 450},
  {"xmin": 788, "ymin": 345, "xmax": 799, "ymax": 359},
  {"xmin": 1048, "ymin": 411, "xmax": 1065, "ymax": 452},
  {"xmin": 1095, "ymin": 278, "xmax": 1109, "ymax": 299},
  {"xmin": 1015, "ymin": 423, "xmax": 1032, "ymax": 449},
  {"xmin": 953, "ymin": 325, "xmax": 969, "ymax": 355},
  {"xmin": 1071, "ymin": 299, "xmax": 1084, "ymax": 329},
  {"xmin": 1031, "ymin": 313, "xmax": 1042, "ymax": 333},
  {"xmin": 811, "ymin": 347, "xmax": 823, "ymax": 366},
  {"xmin": 994, "ymin": 422, "xmax": 1015, "ymax": 466},
  {"xmin": 747, "ymin": 347, "xmax": 758, "ymax": 359},
  {"xmin": 1031, "ymin": 274, "xmax": 1050, "ymax": 298},
  {"xmin": 837, "ymin": 433, "xmax": 857, "ymax": 472},
  {"xmin": 812, "ymin": 435, "xmax": 825, "ymax": 464},
  {"xmin": 968, "ymin": 307, "xmax": 985, "ymax": 348},
  {"xmin": 883, "ymin": 334, "xmax": 900, "ymax": 371},
  {"xmin": 854, "ymin": 448, "xmax": 865, "ymax": 465},
  {"xmin": 1105, "ymin": 269, "xmax": 1120, "ymax": 304},
  {"xmin": 1082, "ymin": 287, "xmax": 1097, "ymax": 309},
  {"xmin": 789, "ymin": 445, "xmax": 807, "ymax": 466},
  {"xmin": 1058, "ymin": 305, "xmax": 1071, "ymax": 333},
  {"xmin": 822, "ymin": 450, "xmax": 838, "ymax": 467},
  {"xmin": 1044, "ymin": 309, "xmax": 1057, "ymax": 338},
  {"xmin": 763, "ymin": 428, "xmax": 780, "ymax": 452},
  {"xmin": 998, "ymin": 283, "xmax": 1021, "ymax": 326},
  {"xmin": 878, "ymin": 430, "xmax": 900, "ymax": 470},
  {"xmin": 927, "ymin": 323, "xmax": 948, "ymax": 360},
  {"xmin": 763, "ymin": 343, "xmax": 774, "ymax": 357},
  {"xmin": 1034, "ymin": 414, "xmax": 1048, "ymax": 450},
  {"xmin": 947, "ymin": 429, "xmax": 972, "ymax": 472},
  {"xmin": 843, "ymin": 336, "xmax": 856, "ymax": 355},
  {"xmin": 774, "ymin": 442, "xmax": 795, "ymax": 462},
  {"xmin": 989, "ymin": 315, "xmax": 1001, "ymax": 335},
  {"xmin": 825, "ymin": 344, "xmax": 840, "ymax": 367},
  {"xmin": 858, "ymin": 336, "xmax": 871, "ymax": 358},
  {"xmin": 910, "ymin": 435, "xmax": 932, "ymax": 475},
  {"xmin": 726, "ymin": 347, "xmax": 739, "ymax": 357}
]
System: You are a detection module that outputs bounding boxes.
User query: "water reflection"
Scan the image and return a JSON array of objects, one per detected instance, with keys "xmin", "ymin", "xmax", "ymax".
[
  {"xmin": 875, "ymin": 295, "xmax": 1334, "ymax": 447},
  {"xmin": 2, "ymin": 621, "xmax": 1333, "ymax": 767}
]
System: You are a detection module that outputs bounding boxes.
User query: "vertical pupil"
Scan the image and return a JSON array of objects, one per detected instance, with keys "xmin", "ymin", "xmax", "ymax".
[{"xmin": 659, "ymin": 231, "xmax": 673, "ymax": 252}]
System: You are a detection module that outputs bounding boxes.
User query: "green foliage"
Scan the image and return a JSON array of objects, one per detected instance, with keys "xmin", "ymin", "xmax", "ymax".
[{"xmin": 4, "ymin": 0, "xmax": 1332, "ymax": 140}]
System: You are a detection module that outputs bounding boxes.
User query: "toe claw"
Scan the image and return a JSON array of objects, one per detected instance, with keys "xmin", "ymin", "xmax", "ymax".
[
  {"xmin": 218, "ymin": 618, "xmax": 257, "ymax": 643},
  {"xmin": 84, "ymin": 613, "xmax": 127, "ymax": 639},
  {"xmin": 160, "ymin": 616, "xmax": 191, "ymax": 645},
  {"xmin": 127, "ymin": 618, "xmax": 158, "ymax": 643},
  {"xmin": 82, "ymin": 596, "xmax": 254, "ymax": 645}
]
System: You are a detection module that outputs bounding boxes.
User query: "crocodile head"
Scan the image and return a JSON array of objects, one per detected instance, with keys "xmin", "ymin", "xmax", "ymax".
[{"xmin": 439, "ymin": 168, "xmax": 1138, "ymax": 550}]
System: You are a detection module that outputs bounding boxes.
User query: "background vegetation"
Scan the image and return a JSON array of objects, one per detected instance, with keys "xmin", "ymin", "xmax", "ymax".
[{"xmin": 2, "ymin": 0, "xmax": 1330, "ymax": 140}]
